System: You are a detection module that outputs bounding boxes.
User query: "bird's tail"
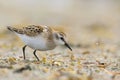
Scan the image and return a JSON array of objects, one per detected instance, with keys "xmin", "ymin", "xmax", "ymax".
[
  {"xmin": 7, "ymin": 26, "xmax": 24, "ymax": 34},
  {"xmin": 7, "ymin": 26, "xmax": 14, "ymax": 31}
]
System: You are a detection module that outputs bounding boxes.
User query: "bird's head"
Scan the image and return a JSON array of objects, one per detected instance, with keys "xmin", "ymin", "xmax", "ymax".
[{"xmin": 53, "ymin": 31, "xmax": 72, "ymax": 51}]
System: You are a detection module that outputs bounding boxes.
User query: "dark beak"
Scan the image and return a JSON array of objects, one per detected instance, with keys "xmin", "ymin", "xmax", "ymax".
[
  {"xmin": 61, "ymin": 37, "xmax": 72, "ymax": 51},
  {"xmin": 65, "ymin": 42, "xmax": 72, "ymax": 51}
]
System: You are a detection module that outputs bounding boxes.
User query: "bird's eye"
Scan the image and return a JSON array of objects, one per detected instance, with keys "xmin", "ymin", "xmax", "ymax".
[{"xmin": 60, "ymin": 37, "xmax": 64, "ymax": 40}]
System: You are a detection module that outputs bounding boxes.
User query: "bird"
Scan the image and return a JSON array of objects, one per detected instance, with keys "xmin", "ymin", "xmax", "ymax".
[{"xmin": 7, "ymin": 25, "xmax": 72, "ymax": 61}]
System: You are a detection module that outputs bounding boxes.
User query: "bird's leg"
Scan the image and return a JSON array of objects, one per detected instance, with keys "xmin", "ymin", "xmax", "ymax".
[
  {"xmin": 22, "ymin": 45, "xmax": 27, "ymax": 60},
  {"xmin": 33, "ymin": 50, "xmax": 40, "ymax": 61}
]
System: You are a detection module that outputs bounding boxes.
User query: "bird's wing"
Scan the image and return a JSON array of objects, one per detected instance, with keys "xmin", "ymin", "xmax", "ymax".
[
  {"xmin": 7, "ymin": 25, "xmax": 53, "ymax": 38},
  {"xmin": 23, "ymin": 25, "xmax": 44, "ymax": 36}
]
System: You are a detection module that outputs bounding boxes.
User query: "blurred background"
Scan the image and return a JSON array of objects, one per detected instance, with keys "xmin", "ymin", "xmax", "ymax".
[{"xmin": 0, "ymin": 0, "xmax": 120, "ymax": 44}]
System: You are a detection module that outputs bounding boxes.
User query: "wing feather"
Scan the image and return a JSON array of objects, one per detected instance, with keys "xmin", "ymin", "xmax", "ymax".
[{"xmin": 24, "ymin": 25, "xmax": 43, "ymax": 36}]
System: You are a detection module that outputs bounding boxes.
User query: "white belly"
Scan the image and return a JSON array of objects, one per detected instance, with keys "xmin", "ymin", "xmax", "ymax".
[{"xmin": 17, "ymin": 34, "xmax": 49, "ymax": 51}]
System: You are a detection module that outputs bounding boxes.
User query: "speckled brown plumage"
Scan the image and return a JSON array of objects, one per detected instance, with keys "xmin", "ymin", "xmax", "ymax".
[
  {"xmin": 7, "ymin": 25, "xmax": 48, "ymax": 37},
  {"xmin": 23, "ymin": 25, "xmax": 44, "ymax": 36}
]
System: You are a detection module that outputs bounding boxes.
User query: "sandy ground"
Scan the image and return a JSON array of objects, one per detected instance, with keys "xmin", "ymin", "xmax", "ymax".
[{"xmin": 0, "ymin": 25, "xmax": 120, "ymax": 80}]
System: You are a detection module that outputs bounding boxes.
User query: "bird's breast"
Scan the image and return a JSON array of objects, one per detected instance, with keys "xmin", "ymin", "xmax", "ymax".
[{"xmin": 17, "ymin": 34, "xmax": 55, "ymax": 50}]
